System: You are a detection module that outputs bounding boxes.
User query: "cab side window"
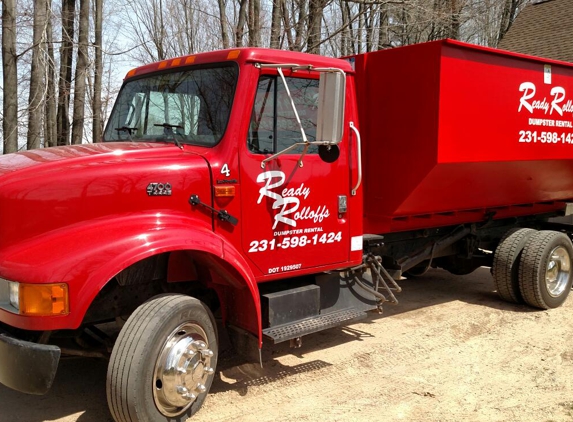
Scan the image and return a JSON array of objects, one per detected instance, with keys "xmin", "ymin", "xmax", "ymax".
[{"xmin": 248, "ymin": 76, "xmax": 318, "ymax": 154}]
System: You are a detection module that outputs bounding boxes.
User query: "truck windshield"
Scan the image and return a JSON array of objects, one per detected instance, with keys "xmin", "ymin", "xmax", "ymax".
[{"xmin": 103, "ymin": 63, "xmax": 238, "ymax": 147}]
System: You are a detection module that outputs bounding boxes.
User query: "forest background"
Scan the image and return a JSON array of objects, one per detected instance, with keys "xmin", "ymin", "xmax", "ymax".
[{"xmin": 0, "ymin": 0, "xmax": 528, "ymax": 153}]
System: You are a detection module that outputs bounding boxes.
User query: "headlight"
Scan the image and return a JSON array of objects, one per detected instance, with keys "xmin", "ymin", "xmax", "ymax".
[
  {"xmin": 9, "ymin": 281, "xmax": 19, "ymax": 310},
  {"xmin": 0, "ymin": 279, "xmax": 69, "ymax": 316}
]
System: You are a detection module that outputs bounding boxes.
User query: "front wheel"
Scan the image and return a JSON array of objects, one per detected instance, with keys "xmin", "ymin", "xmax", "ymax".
[{"xmin": 107, "ymin": 294, "xmax": 218, "ymax": 422}]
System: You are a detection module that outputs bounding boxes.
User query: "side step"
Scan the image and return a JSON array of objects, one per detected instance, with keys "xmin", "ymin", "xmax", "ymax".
[{"xmin": 262, "ymin": 308, "xmax": 367, "ymax": 344}]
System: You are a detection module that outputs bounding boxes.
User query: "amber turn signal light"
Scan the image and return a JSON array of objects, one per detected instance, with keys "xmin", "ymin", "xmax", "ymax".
[
  {"xmin": 214, "ymin": 186, "xmax": 235, "ymax": 198},
  {"xmin": 227, "ymin": 50, "xmax": 240, "ymax": 60},
  {"xmin": 19, "ymin": 283, "xmax": 70, "ymax": 316}
]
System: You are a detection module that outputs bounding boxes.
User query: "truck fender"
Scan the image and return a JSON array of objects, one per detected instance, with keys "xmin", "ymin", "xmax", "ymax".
[{"xmin": 0, "ymin": 213, "xmax": 262, "ymax": 345}]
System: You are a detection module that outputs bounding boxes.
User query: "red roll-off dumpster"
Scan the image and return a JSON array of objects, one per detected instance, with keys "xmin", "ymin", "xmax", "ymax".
[{"xmin": 350, "ymin": 39, "xmax": 573, "ymax": 234}]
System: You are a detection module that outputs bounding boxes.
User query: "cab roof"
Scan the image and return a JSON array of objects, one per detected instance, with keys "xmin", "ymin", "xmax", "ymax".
[{"xmin": 125, "ymin": 48, "xmax": 354, "ymax": 80}]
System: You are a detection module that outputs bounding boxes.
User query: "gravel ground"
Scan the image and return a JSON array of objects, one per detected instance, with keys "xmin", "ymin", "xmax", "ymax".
[{"xmin": 1, "ymin": 267, "xmax": 573, "ymax": 422}]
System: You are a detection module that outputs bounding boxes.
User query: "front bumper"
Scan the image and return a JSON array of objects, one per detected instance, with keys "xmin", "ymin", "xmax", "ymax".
[{"xmin": 0, "ymin": 329, "xmax": 61, "ymax": 395}]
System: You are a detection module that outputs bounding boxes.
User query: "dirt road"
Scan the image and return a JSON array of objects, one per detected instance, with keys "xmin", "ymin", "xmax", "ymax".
[{"xmin": 2, "ymin": 267, "xmax": 573, "ymax": 422}]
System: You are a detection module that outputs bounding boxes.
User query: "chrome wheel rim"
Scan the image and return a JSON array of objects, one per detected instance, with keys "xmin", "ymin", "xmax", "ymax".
[
  {"xmin": 545, "ymin": 246, "xmax": 571, "ymax": 298},
  {"xmin": 153, "ymin": 322, "xmax": 214, "ymax": 417}
]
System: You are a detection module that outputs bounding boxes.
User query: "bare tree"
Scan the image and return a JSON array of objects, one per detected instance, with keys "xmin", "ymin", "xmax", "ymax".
[
  {"xmin": 93, "ymin": 0, "xmax": 104, "ymax": 143},
  {"xmin": 281, "ymin": 0, "xmax": 307, "ymax": 51},
  {"xmin": 248, "ymin": 0, "xmax": 261, "ymax": 47},
  {"xmin": 218, "ymin": 0, "xmax": 231, "ymax": 48},
  {"xmin": 44, "ymin": 0, "xmax": 57, "ymax": 148},
  {"xmin": 497, "ymin": 0, "xmax": 527, "ymax": 44},
  {"xmin": 377, "ymin": 2, "xmax": 390, "ymax": 49},
  {"xmin": 235, "ymin": 0, "xmax": 248, "ymax": 46},
  {"xmin": 57, "ymin": 0, "xmax": 75, "ymax": 146},
  {"xmin": 27, "ymin": 0, "xmax": 49, "ymax": 150},
  {"xmin": 2, "ymin": 0, "xmax": 19, "ymax": 153},
  {"xmin": 269, "ymin": 0, "xmax": 282, "ymax": 49},
  {"xmin": 71, "ymin": 0, "xmax": 89, "ymax": 144},
  {"xmin": 306, "ymin": 0, "xmax": 326, "ymax": 54},
  {"xmin": 2, "ymin": 0, "xmax": 533, "ymax": 155}
]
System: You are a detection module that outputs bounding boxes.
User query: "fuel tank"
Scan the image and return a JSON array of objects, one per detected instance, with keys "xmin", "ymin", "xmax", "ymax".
[{"xmin": 351, "ymin": 39, "xmax": 573, "ymax": 234}]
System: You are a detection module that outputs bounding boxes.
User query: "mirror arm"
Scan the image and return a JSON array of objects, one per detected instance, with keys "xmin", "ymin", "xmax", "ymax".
[
  {"xmin": 277, "ymin": 67, "xmax": 309, "ymax": 145},
  {"xmin": 261, "ymin": 143, "xmax": 301, "ymax": 168},
  {"xmin": 261, "ymin": 141, "xmax": 325, "ymax": 168},
  {"xmin": 297, "ymin": 143, "xmax": 310, "ymax": 168}
]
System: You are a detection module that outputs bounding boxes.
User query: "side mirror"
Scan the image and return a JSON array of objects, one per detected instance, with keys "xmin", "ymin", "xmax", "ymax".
[{"xmin": 316, "ymin": 72, "xmax": 345, "ymax": 144}]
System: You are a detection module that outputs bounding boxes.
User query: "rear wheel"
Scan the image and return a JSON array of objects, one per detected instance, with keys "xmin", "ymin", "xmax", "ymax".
[
  {"xmin": 519, "ymin": 231, "xmax": 573, "ymax": 309},
  {"xmin": 492, "ymin": 228, "xmax": 536, "ymax": 303},
  {"xmin": 107, "ymin": 294, "xmax": 218, "ymax": 422}
]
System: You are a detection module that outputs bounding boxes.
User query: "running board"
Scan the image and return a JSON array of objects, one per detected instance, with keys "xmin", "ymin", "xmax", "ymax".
[{"xmin": 262, "ymin": 308, "xmax": 367, "ymax": 344}]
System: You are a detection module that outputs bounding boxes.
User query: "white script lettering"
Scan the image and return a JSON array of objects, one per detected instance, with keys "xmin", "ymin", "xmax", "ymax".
[
  {"xmin": 519, "ymin": 82, "xmax": 573, "ymax": 117},
  {"xmin": 256, "ymin": 170, "xmax": 330, "ymax": 230}
]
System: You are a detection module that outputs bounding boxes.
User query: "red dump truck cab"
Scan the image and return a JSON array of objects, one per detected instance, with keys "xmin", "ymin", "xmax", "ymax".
[{"xmin": 1, "ymin": 40, "xmax": 573, "ymax": 422}]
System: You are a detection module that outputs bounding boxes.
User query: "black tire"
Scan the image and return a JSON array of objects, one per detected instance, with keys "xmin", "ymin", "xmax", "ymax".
[
  {"xmin": 107, "ymin": 294, "xmax": 218, "ymax": 422},
  {"xmin": 519, "ymin": 230, "xmax": 573, "ymax": 309},
  {"xmin": 492, "ymin": 228, "xmax": 536, "ymax": 303}
]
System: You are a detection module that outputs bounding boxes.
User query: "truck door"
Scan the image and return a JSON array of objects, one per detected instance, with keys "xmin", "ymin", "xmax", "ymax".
[{"xmin": 240, "ymin": 71, "xmax": 351, "ymax": 277}]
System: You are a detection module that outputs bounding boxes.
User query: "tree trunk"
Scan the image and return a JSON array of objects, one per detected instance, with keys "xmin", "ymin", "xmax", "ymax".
[
  {"xmin": 357, "ymin": 3, "xmax": 364, "ymax": 53},
  {"xmin": 281, "ymin": 0, "xmax": 294, "ymax": 49},
  {"xmin": 218, "ymin": 0, "xmax": 230, "ymax": 49},
  {"xmin": 235, "ymin": 0, "xmax": 248, "ymax": 47},
  {"xmin": 340, "ymin": 0, "xmax": 349, "ymax": 56},
  {"xmin": 294, "ymin": 0, "xmax": 307, "ymax": 51},
  {"xmin": 377, "ymin": 3, "xmax": 389, "ymax": 50},
  {"xmin": 71, "ymin": 0, "xmax": 89, "ymax": 145},
  {"xmin": 27, "ymin": 0, "xmax": 49, "ymax": 150},
  {"xmin": 365, "ymin": 5, "xmax": 374, "ymax": 53},
  {"xmin": 497, "ymin": 0, "xmax": 526, "ymax": 45},
  {"xmin": 429, "ymin": 0, "xmax": 441, "ymax": 41},
  {"xmin": 2, "ymin": 0, "xmax": 19, "ymax": 153},
  {"xmin": 247, "ymin": 0, "xmax": 261, "ymax": 47},
  {"xmin": 92, "ymin": 0, "xmax": 103, "ymax": 143},
  {"xmin": 399, "ymin": 3, "xmax": 408, "ymax": 46},
  {"xmin": 45, "ymin": 0, "xmax": 57, "ymax": 148},
  {"xmin": 269, "ymin": 0, "xmax": 281, "ymax": 49},
  {"xmin": 448, "ymin": 0, "xmax": 461, "ymax": 40},
  {"xmin": 307, "ymin": 0, "xmax": 324, "ymax": 54},
  {"xmin": 57, "ymin": 0, "xmax": 75, "ymax": 146},
  {"xmin": 344, "ymin": 1, "xmax": 356, "ymax": 55}
]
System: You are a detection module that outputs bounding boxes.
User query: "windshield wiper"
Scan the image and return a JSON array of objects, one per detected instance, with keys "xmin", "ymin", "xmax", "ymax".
[
  {"xmin": 115, "ymin": 126, "xmax": 137, "ymax": 141},
  {"xmin": 154, "ymin": 123, "xmax": 184, "ymax": 150}
]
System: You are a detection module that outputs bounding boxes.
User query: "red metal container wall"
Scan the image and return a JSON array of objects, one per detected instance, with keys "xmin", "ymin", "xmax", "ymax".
[{"xmin": 353, "ymin": 40, "xmax": 573, "ymax": 235}]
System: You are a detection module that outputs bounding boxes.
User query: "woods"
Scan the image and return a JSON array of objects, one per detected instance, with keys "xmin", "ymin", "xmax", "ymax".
[{"xmin": 0, "ymin": 0, "xmax": 528, "ymax": 153}]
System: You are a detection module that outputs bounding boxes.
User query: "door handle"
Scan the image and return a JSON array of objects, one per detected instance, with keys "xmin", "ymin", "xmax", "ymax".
[{"xmin": 350, "ymin": 122, "xmax": 362, "ymax": 196}]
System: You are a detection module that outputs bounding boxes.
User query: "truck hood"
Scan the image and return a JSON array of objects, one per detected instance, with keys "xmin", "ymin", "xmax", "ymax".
[
  {"xmin": 0, "ymin": 142, "xmax": 175, "ymax": 176},
  {"xmin": 0, "ymin": 142, "xmax": 213, "ymax": 249}
]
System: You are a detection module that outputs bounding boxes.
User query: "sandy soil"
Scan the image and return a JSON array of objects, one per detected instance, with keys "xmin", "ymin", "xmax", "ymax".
[{"xmin": 1, "ymin": 267, "xmax": 573, "ymax": 422}]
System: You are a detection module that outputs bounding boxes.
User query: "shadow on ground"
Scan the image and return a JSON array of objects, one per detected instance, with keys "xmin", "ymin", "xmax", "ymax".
[{"xmin": 0, "ymin": 357, "xmax": 111, "ymax": 422}]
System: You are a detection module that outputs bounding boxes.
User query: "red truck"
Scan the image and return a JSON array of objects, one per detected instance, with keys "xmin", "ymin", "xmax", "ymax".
[{"xmin": 1, "ymin": 39, "xmax": 573, "ymax": 422}]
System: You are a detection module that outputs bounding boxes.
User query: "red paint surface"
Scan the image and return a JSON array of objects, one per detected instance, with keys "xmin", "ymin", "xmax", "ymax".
[{"xmin": 351, "ymin": 39, "xmax": 573, "ymax": 234}]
